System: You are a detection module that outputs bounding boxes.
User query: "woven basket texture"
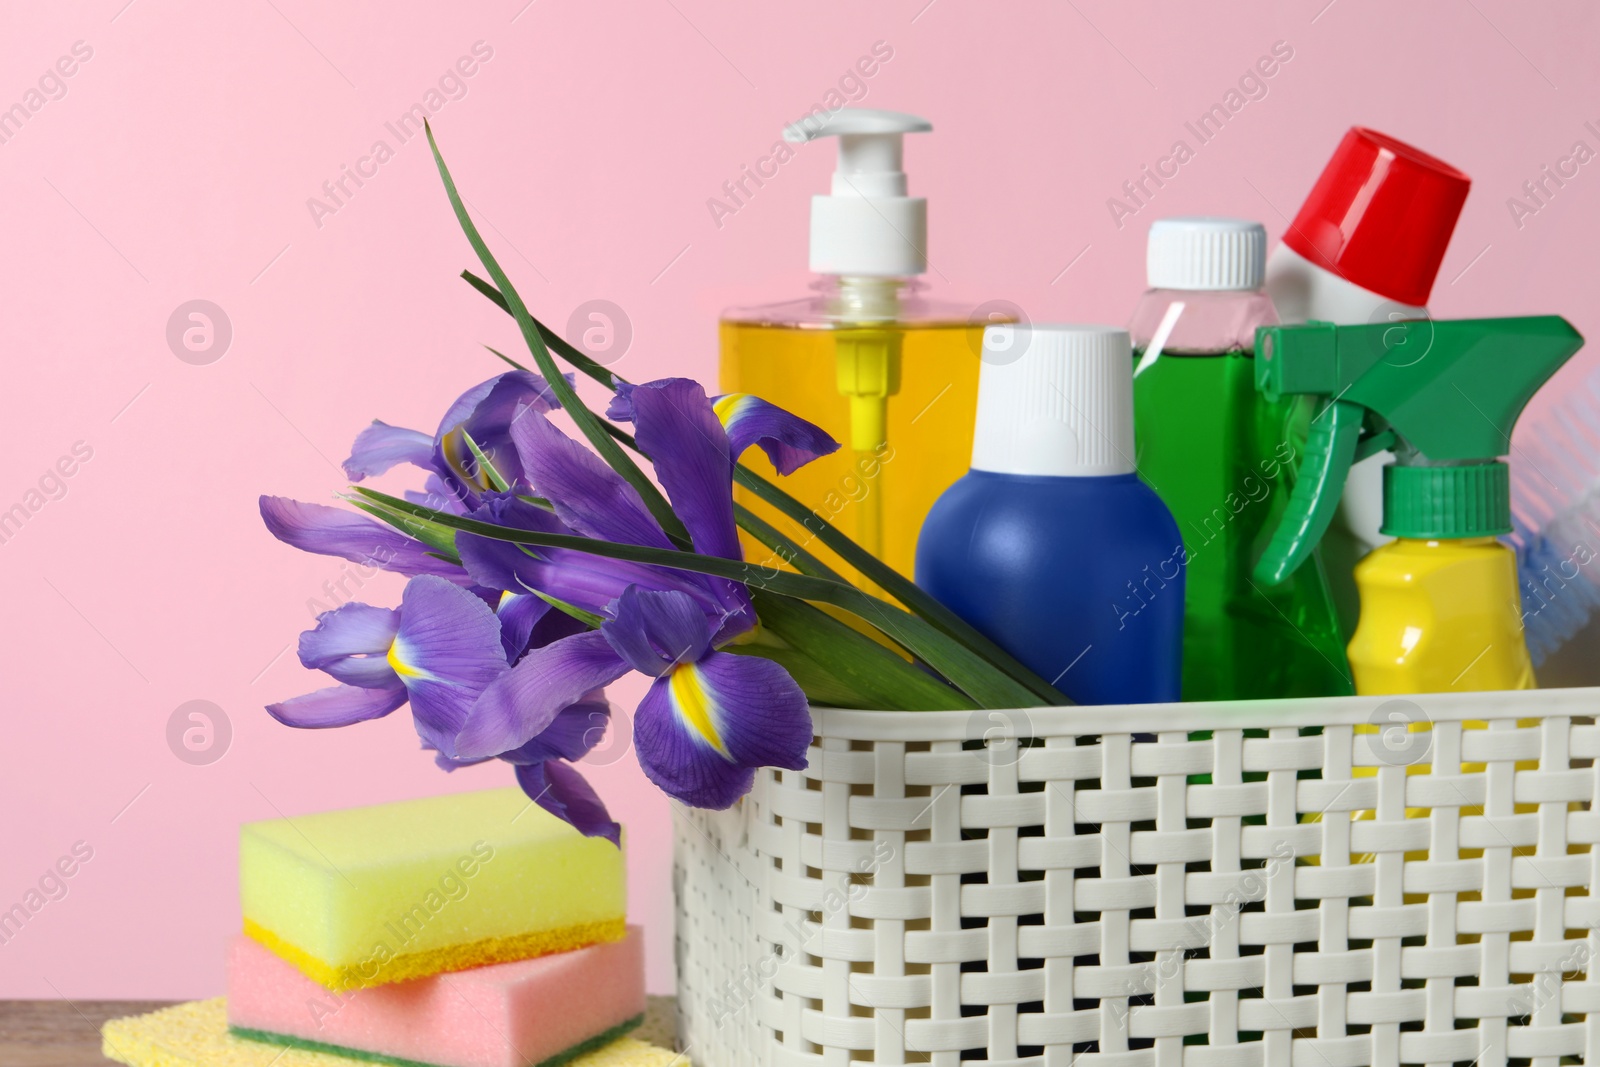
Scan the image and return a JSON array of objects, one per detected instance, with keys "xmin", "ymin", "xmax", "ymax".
[{"xmin": 673, "ymin": 688, "xmax": 1600, "ymax": 1067}]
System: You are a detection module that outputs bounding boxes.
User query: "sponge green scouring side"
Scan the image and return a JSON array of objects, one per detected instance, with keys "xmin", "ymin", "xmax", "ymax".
[
  {"xmin": 102, "ymin": 1000, "xmax": 685, "ymax": 1067},
  {"xmin": 240, "ymin": 788, "xmax": 625, "ymax": 989},
  {"xmin": 228, "ymin": 1015, "xmax": 644, "ymax": 1067}
]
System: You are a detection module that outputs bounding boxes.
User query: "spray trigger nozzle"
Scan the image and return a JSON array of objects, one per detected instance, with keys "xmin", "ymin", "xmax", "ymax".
[{"xmin": 1252, "ymin": 315, "xmax": 1584, "ymax": 585}]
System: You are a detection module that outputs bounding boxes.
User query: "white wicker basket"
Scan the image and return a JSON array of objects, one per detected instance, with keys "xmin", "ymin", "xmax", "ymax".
[{"xmin": 674, "ymin": 687, "xmax": 1600, "ymax": 1067}]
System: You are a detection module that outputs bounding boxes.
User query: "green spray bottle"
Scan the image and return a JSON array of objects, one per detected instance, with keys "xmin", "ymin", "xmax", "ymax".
[{"xmin": 1253, "ymin": 315, "xmax": 1585, "ymax": 694}]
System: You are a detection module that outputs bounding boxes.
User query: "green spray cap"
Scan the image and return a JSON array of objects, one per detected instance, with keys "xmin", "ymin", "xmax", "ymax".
[{"xmin": 1252, "ymin": 315, "xmax": 1584, "ymax": 584}]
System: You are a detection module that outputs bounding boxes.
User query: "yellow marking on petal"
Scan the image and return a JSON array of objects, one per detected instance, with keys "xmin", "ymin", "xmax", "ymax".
[
  {"xmin": 442, "ymin": 427, "xmax": 494, "ymax": 491},
  {"xmin": 669, "ymin": 663, "xmax": 731, "ymax": 758},
  {"xmin": 386, "ymin": 638, "xmax": 432, "ymax": 680},
  {"xmin": 712, "ymin": 392, "xmax": 750, "ymax": 430},
  {"xmin": 725, "ymin": 619, "xmax": 764, "ymax": 647}
]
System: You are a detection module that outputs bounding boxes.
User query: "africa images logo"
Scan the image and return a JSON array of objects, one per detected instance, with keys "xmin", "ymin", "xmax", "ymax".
[{"xmin": 1105, "ymin": 41, "xmax": 1294, "ymax": 229}]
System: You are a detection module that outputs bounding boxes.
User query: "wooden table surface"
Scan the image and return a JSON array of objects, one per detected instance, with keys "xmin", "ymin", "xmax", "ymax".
[{"xmin": 0, "ymin": 995, "xmax": 681, "ymax": 1066}]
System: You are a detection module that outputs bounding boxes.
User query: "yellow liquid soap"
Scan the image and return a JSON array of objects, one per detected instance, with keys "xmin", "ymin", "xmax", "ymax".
[{"xmin": 719, "ymin": 279, "xmax": 991, "ymax": 582}]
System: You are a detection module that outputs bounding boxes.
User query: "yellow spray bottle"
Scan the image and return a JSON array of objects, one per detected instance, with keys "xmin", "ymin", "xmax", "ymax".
[
  {"xmin": 1255, "ymin": 316, "xmax": 1584, "ymax": 868},
  {"xmin": 1252, "ymin": 315, "xmax": 1584, "ymax": 693}
]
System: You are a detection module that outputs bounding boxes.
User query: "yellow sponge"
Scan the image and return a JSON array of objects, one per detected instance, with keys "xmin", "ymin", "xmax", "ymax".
[
  {"xmin": 240, "ymin": 788, "xmax": 625, "ymax": 989},
  {"xmin": 102, "ymin": 1000, "xmax": 686, "ymax": 1067}
]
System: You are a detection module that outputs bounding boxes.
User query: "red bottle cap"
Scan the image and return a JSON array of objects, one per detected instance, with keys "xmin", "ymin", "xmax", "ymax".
[{"xmin": 1282, "ymin": 127, "xmax": 1470, "ymax": 308}]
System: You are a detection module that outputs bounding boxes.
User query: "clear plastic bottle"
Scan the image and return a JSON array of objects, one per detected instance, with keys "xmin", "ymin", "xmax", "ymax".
[
  {"xmin": 1130, "ymin": 217, "xmax": 1352, "ymax": 700},
  {"xmin": 722, "ymin": 277, "xmax": 986, "ymax": 581},
  {"xmin": 720, "ymin": 110, "xmax": 998, "ymax": 581}
]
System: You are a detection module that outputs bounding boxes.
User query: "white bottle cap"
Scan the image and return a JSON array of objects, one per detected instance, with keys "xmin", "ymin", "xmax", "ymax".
[
  {"xmin": 971, "ymin": 325, "xmax": 1136, "ymax": 477},
  {"xmin": 1147, "ymin": 217, "xmax": 1266, "ymax": 291},
  {"xmin": 783, "ymin": 109, "xmax": 931, "ymax": 277}
]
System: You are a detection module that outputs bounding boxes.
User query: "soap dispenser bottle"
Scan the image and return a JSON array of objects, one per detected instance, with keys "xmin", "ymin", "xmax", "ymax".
[{"xmin": 719, "ymin": 108, "xmax": 999, "ymax": 580}]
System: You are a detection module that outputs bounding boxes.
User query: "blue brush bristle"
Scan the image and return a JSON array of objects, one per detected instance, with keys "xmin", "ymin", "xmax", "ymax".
[
  {"xmin": 1518, "ymin": 527, "xmax": 1600, "ymax": 664},
  {"xmin": 1510, "ymin": 368, "xmax": 1600, "ymax": 667}
]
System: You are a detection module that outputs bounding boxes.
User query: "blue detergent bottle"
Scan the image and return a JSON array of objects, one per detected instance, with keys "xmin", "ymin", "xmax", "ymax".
[{"xmin": 915, "ymin": 324, "xmax": 1184, "ymax": 704}]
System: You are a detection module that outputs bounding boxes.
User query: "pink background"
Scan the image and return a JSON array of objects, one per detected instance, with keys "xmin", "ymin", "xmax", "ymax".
[{"xmin": 3, "ymin": 0, "xmax": 1599, "ymax": 999}]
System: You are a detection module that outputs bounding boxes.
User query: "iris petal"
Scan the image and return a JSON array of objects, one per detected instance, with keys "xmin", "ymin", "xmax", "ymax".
[
  {"xmin": 434, "ymin": 371, "xmax": 566, "ymax": 506},
  {"xmin": 267, "ymin": 683, "xmax": 407, "ymax": 729},
  {"xmin": 632, "ymin": 674, "xmax": 751, "ymax": 809},
  {"xmin": 625, "ymin": 379, "xmax": 755, "ymax": 634},
  {"xmin": 343, "ymin": 421, "xmax": 434, "ymax": 481},
  {"xmin": 714, "ymin": 392, "xmax": 839, "ymax": 476},
  {"xmin": 614, "ymin": 382, "xmax": 837, "ymax": 477},
  {"xmin": 298, "ymin": 603, "xmax": 398, "ymax": 665},
  {"xmin": 603, "ymin": 381, "xmax": 638, "ymax": 423},
  {"xmin": 458, "ymin": 500, "xmax": 714, "ymax": 618},
  {"xmin": 493, "ymin": 587, "xmax": 596, "ymax": 665},
  {"xmin": 600, "ymin": 587, "xmax": 712, "ymax": 677},
  {"xmin": 632, "ymin": 650, "xmax": 811, "ymax": 809},
  {"xmin": 259, "ymin": 496, "xmax": 464, "ymax": 581},
  {"xmin": 433, "ymin": 750, "xmax": 492, "ymax": 772},
  {"xmin": 498, "ymin": 695, "xmax": 611, "ymax": 764},
  {"xmin": 514, "ymin": 760, "xmax": 621, "ymax": 845},
  {"xmin": 298, "ymin": 602, "xmax": 401, "ymax": 688},
  {"xmin": 405, "ymin": 474, "xmax": 464, "ymax": 515},
  {"xmin": 495, "ymin": 592, "xmax": 549, "ymax": 663},
  {"xmin": 508, "ymin": 410, "xmax": 674, "ymax": 550},
  {"xmin": 455, "ymin": 630, "xmax": 631, "ymax": 760},
  {"xmin": 694, "ymin": 650, "xmax": 813, "ymax": 771},
  {"xmin": 391, "ymin": 576, "xmax": 509, "ymax": 755},
  {"xmin": 434, "ymin": 371, "xmax": 563, "ymax": 449},
  {"xmin": 629, "ymin": 380, "xmax": 741, "ymax": 562},
  {"xmin": 432, "ymin": 377, "xmax": 501, "ymax": 444},
  {"xmin": 526, "ymin": 608, "xmax": 592, "ymax": 656}
]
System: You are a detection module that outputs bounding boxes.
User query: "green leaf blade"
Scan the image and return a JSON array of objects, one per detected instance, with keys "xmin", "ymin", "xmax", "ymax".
[
  {"xmin": 732, "ymin": 465, "xmax": 1069, "ymax": 705},
  {"xmin": 351, "ymin": 486, "xmax": 1044, "ymax": 709},
  {"xmin": 423, "ymin": 124, "xmax": 690, "ymax": 548},
  {"xmin": 740, "ymin": 590, "xmax": 975, "ymax": 711}
]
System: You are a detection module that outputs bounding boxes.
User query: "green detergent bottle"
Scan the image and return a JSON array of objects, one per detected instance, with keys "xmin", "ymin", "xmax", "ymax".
[{"xmin": 1131, "ymin": 218, "xmax": 1353, "ymax": 700}]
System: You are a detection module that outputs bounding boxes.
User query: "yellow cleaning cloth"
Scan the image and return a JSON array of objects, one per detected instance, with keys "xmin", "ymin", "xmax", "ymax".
[
  {"xmin": 240, "ymin": 788, "xmax": 625, "ymax": 989},
  {"xmin": 102, "ymin": 1000, "xmax": 686, "ymax": 1067}
]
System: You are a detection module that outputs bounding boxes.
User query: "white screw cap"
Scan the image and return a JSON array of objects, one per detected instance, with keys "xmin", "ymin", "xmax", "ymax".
[
  {"xmin": 1147, "ymin": 217, "xmax": 1266, "ymax": 291},
  {"xmin": 971, "ymin": 325, "xmax": 1135, "ymax": 477},
  {"xmin": 784, "ymin": 108, "xmax": 931, "ymax": 277}
]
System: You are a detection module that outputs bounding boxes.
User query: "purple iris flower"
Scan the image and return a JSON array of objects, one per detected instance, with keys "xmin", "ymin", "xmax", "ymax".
[
  {"xmin": 263, "ymin": 369, "xmax": 837, "ymax": 833},
  {"xmin": 260, "ymin": 372, "xmax": 566, "ymax": 581},
  {"xmin": 345, "ymin": 370, "xmax": 565, "ymax": 511},
  {"xmin": 267, "ymin": 574, "xmax": 620, "ymax": 843},
  {"xmin": 606, "ymin": 384, "xmax": 839, "ymax": 476},
  {"xmin": 452, "ymin": 378, "xmax": 837, "ymax": 809},
  {"xmin": 259, "ymin": 495, "xmax": 470, "ymax": 582}
]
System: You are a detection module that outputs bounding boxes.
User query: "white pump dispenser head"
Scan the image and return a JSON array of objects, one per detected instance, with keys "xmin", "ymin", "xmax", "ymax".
[{"xmin": 783, "ymin": 108, "xmax": 932, "ymax": 277}]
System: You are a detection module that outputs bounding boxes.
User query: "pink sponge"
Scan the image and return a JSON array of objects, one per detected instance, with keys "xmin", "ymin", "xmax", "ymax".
[{"xmin": 226, "ymin": 926, "xmax": 646, "ymax": 1067}]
